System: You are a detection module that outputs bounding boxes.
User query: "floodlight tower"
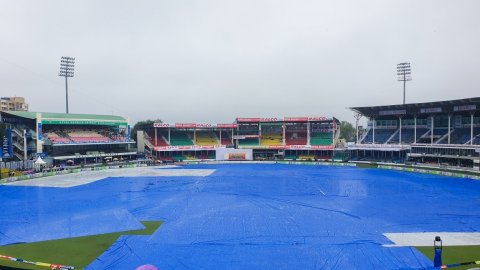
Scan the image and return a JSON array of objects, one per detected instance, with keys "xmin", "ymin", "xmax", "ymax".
[
  {"xmin": 397, "ymin": 62, "xmax": 411, "ymax": 105},
  {"xmin": 59, "ymin": 56, "xmax": 75, "ymax": 113}
]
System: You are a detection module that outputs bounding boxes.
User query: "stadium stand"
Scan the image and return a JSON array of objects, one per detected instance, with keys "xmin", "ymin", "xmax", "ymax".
[
  {"xmin": 238, "ymin": 138, "xmax": 259, "ymax": 146},
  {"xmin": 361, "ymin": 129, "xmax": 396, "ymax": 144},
  {"xmin": 0, "ymin": 111, "xmax": 135, "ymax": 165},
  {"xmin": 350, "ymin": 97, "xmax": 480, "ymax": 169},
  {"xmin": 310, "ymin": 132, "xmax": 333, "ymax": 145},
  {"xmin": 147, "ymin": 131, "xmax": 169, "ymax": 146},
  {"xmin": 261, "ymin": 134, "xmax": 283, "ymax": 146},
  {"xmin": 285, "ymin": 123, "xmax": 308, "ymax": 145},
  {"xmin": 67, "ymin": 130, "xmax": 113, "ymax": 143},
  {"xmin": 220, "ymin": 130, "xmax": 233, "ymax": 146},
  {"xmin": 195, "ymin": 130, "xmax": 218, "ymax": 146},
  {"xmin": 169, "ymin": 131, "xmax": 194, "ymax": 146}
]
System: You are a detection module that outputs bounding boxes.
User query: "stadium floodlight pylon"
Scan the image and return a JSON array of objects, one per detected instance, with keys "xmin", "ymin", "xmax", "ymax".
[
  {"xmin": 59, "ymin": 56, "xmax": 75, "ymax": 114},
  {"xmin": 397, "ymin": 62, "xmax": 411, "ymax": 105}
]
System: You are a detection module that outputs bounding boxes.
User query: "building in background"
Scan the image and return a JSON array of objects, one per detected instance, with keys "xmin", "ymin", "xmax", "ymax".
[
  {"xmin": 0, "ymin": 111, "xmax": 135, "ymax": 165},
  {"xmin": 349, "ymin": 97, "xmax": 480, "ymax": 170},
  {"xmin": 0, "ymin": 97, "xmax": 29, "ymax": 111}
]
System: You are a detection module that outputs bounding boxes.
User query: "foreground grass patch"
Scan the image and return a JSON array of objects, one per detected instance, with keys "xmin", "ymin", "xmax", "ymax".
[
  {"xmin": 417, "ymin": 245, "xmax": 480, "ymax": 270},
  {"xmin": 0, "ymin": 221, "xmax": 162, "ymax": 270}
]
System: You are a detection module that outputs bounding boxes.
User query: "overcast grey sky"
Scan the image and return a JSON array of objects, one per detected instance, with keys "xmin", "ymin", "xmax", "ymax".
[{"xmin": 1, "ymin": 0, "xmax": 479, "ymax": 124}]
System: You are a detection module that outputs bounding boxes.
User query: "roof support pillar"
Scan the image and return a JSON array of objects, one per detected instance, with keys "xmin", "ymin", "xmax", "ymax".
[{"xmin": 431, "ymin": 116, "xmax": 434, "ymax": 145}]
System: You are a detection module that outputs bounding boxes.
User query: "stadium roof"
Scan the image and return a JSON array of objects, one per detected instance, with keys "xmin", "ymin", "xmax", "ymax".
[
  {"xmin": 350, "ymin": 97, "xmax": 480, "ymax": 118},
  {"xmin": 1, "ymin": 111, "xmax": 128, "ymax": 126}
]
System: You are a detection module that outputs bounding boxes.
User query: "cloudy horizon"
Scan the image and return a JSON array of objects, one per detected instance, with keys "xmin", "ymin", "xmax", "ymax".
[{"xmin": 1, "ymin": 0, "xmax": 479, "ymax": 124}]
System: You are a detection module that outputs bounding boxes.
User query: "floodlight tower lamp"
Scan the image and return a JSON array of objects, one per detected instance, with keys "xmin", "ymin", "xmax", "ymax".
[
  {"xmin": 58, "ymin": 56, "xmax": 75, "ymax": 113},
  {"xmin": 397, "ymin": 62, "xmax": 412, "ymax": 105}
]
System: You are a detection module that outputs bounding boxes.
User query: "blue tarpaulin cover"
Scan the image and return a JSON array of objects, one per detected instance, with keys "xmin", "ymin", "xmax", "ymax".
[{"xmin": 2, "ymin": 164, "xmax": 480, "ymax": 269}]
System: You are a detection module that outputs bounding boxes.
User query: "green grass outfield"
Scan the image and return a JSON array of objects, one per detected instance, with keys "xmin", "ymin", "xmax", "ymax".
[
  {"xmin": 417, "ymin": 245, "xmax": 480, "ymax": 270},
  {"xmin": 1, "ymin": 223, "xmax": 479, "ymax": 270},
  {"xmin": 0, "ymin": 221, "xmax": 162, "ymax": 270}
]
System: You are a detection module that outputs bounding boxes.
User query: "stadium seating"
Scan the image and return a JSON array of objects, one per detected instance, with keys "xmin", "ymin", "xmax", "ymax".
[
  {"xmin": 436, "ymin": 128, "xmax": 480, "ymax": 144},
  {"xmin": 260, "ymin": 134, "xmax": 283, "ymax": 146},
  {"xmin": 284, "ymin": 154, "xmax": 298, "ymax": 160},
  {"xmin": 147, "ymin": 131, "xmax": 169, "ymax": 146},
  {"xmin": 169, "ymin": 131, "xmax": 194, "ymax": 146},
  {"xmin": 172, "ymin": 154, "xmax": 186, "ymax": 161},
  {"xmin": 310, "ymin": 132, "xmax": 333, "ymax": 145},
  {"xmin": 361, "ymin": 129, "xmax": 395, "ymax": 144},
  {"xmin": 67, "ymin": 130, "xmax": 113, "ymax": 143},
  {"xmin": 45, "ymin": 132, "xmax": 72, "ymax": 144},
  {"xmin": 298, "ymin": 155, "xmax": 315, "ymax": 160},
  {"xmin": 195, "ymin": 130, "xmax": 218, "ymax": 146},
  {"xmin": 286, "ymin": 132, "xmax": 307, "ymax": 145},
  {"xmin": 220, "ymin": 131, "xmax": 233, "ymax": 146},
  {"xmin": 238, "ymin": 138, "xmax": 259, "ymax": 146},
  {"xmin": 416, "ymin": 128, "xmax": 449, "ymax": 144},
  {"xmin": 389, "ymin": 128, "xmax": 428, "ymax": 144}
]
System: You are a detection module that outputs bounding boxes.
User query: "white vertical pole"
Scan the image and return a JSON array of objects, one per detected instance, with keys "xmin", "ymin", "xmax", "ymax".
[
  {"xmin": 399, "ymin": 117, "xmax": 402, "ymax": 145},
  {"xmin": 332, "ymin": 121, "xmax": 335, "ymax": 144},
  {"xmin": 448, "ymin": 115, "xmax": 451, "ymax": 144},
  {"xmin": 219, "ymin": 128, "xmax": 222, "ymax": 145},
  {"xmin": 471, "ymin": 113, "xmax": 474, "ymax": 145},
  {"xmin": 307, "ymin": 122, "xmax": 311, "ymax": 145},
  {"xmin": 168, "ymin": 128, "xmax": 171, "ymax": 144},
  {"xmin": 154, "ymin": 127, "xmax": 157, "ymax": 146},
  {"xmin": 372, "ymin": 118, "xmax": 375, "ymax": 144},
  {"xmin": 431, "ymin": 116, "xmax": 434, "ymax": 145},
  {"xmin": 282, "ymin": 123, "xmax": 286, "ymax": 145},
  {"xmin": 414, "ymin": 116, "xmax": 417, "ymax": 143},
  {"xmin": 23, "ymin": 129, "xmax": 27, "ymax": 161},
  {"xmin": 258, "ymin": 123, "xmax": 261, "ymax": 145}
]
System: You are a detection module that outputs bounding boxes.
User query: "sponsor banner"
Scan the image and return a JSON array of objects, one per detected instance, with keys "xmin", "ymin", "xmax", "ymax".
[
  {"xmin": 217, "ymin": 124, "xmax": 238, "ymax": 128},
  {"xmin": 236, "ymin": 145, "xmax": 335, "ymax": 150},
  {"xmin": 308, "ymin": 117, "xmax": 329, "ymax": 121},
  {"xmin": 227, "ymin": 153, "xmax": 246, "ymax": 160},
  {"xmin": 284, "ymin": 117, "xmax": 309, "ymax": 122},
  {"xmin": 233, "ymin": 135, "xmax": 260, "ymax": 139},
  {"xmin": 420, "ymin": 107, "xmax": 442, "ymax": 113},
  {"xmin": 237, "ymin": 117, "xmax": 280, "ymax": 123},
  {"xmin": 379, "ymin": 109, "xmax": 406, "ymax": 116},
  {"xmin": 154, "ymin": 145, "xmax": 226, "ymax": 151},
  {"xmin": 454, "ymin": 105, "xmax": 476, "ymax": 112},
  {"xmin": 196, "ymin": 123, "xmax": 215, "ymax": 128},
  {"xmin": 1, "ymin": 129, "xmax": 13, "ymax": 159},
  {"xmin": 153, "ymin": 123, "xmax": 171, "ymax": 128},
  {"xmin": 175, "ymin": 123, "xmax": 197, "ymax": 128},
  {"xmin": 42, "ymin": 119, "xmax": 126, "ymax": 126},
  {"xmin": 153, "ymin": 123, "xmax": 237, "ymax": 129},
  {"xmin": 53, "ymin": 152, "xmax": 137, "ymax": 160}
]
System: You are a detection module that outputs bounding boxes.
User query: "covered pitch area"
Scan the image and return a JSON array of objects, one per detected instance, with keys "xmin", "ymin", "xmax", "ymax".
[{"xmin": 1, "ymin": 164, "xmax": 480, "ymax": 269}]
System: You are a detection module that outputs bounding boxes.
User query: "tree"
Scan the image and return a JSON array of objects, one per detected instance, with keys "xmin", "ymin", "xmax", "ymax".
[
  {"xmin": 130, "ymin": 119, "xmax": 162, "ymax": 140},
  {"xmin": 339, "ymin": 121, "xmax": 355, "ymax": 142}
]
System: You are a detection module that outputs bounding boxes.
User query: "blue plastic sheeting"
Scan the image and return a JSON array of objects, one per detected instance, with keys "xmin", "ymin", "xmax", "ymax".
[
  {"xmin": 0, "ymin": 185, "xmax": 144, "ymax": 245},
  {"xmin": 83, "ymin": 164, "xmax": 480, "ymax": 269},
  {"xmin": 3, "ymin": 164, "xmax": 480, "ymax": 269}
]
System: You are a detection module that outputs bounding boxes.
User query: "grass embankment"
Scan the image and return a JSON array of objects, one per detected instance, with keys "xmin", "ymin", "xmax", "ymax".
[
  {"xmin": 0, "ymin": 221, "xmax": 162, "ymax": 270},
  {"xmin": 416, "ymin": 245, "xmax": 480, "ymax": 270}
]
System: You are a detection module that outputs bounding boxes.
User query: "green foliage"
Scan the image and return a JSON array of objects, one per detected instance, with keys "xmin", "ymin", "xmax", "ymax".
[
  {"xmin": 339, "ymin": 121, "xmax": 355, "ymax": 141},
  {"xmin": 0, "ymin": 221, "xmax": 162, "ymax": 270},
  {"xmin": 416, "ymin": 245, "xmax": 480, "ymax": 270},
  {"xmin": 130, "ymin": 119, "xmax": 162, "ymax": 140}
]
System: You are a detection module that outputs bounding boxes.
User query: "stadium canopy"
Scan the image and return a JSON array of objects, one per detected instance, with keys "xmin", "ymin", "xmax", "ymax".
[
  {"xmin": 350, "ymin": 97, "xmax": 480, "ymax": 118},
  {"xmin": 1, "ymin": 111, "xmax": 128, "ymax": 126}
]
